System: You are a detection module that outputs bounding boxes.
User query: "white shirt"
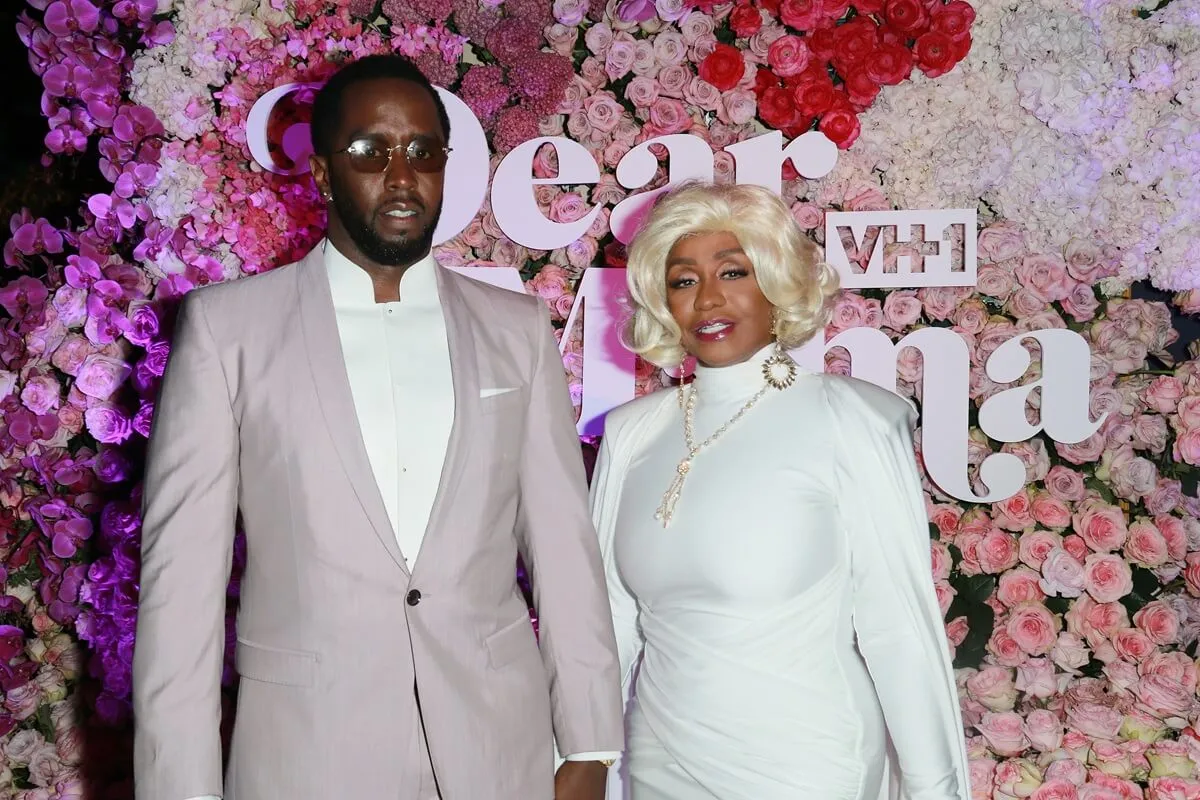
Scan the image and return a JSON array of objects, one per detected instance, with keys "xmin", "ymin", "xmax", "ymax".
[{"xmin": 187, "ymin": 244, "xmax": 611, "ymax": 799}]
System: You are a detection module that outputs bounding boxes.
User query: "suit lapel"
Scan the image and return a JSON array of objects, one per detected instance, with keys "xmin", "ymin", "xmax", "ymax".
[
  {"xmin": 296, "ymin": 247, "xmax": 408, "ymax": 573},
  {"xmin": 413, "ymin": 267, "xmax": 479, "ymax": 572}
]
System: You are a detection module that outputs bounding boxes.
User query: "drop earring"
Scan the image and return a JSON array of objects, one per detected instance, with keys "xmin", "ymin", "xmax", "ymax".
[{"xmin": 761, "ymin": 311, "xmax": 797, "ymax": 390}]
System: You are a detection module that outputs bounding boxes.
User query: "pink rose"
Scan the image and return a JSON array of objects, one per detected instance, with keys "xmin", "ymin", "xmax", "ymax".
[
  {"xmin": 1177, "ymin": 396, "xmax": 1200, "ymax": 431},
  {"xmin": 652, "ymin": 30, "xmax": 687, "ymax": 66},
  {"xmin": 933, "ymin": 581, "xmax": 956, "ymax": 616},
  {"xmin": 1057, "ymin": 432, "xmax": 1106, "ymax": 463},
  {"xmin": 1124, "ymin": 520, "xmax": 1169, "ymax": 568},
  {"xmin": 552, "ymin": 0, "xmax": 588, "ymax": 25},
  {"xmin": 1065, "ymin": 701, "xmax": 1124, "ymax": 740},
  {"xmin": 930, "ymin": 504, "xmax": 964, "ymax": 539},
  {"xmin": 1140, "ymin": 652, "xmax": 1196, "ymax": 688},
  {"xmin": 1016, "ymin": 254, "xmax": 1073, "ymax": 303},
  {"xmin": 679, "ymin": 9, "xmax": 715, "ymax": 44},
  {"xmin": 1030, "ymin": 779, "xmax": 1080, "ymax": 799},
  {"xmin": 970, "ymin": 759, "xmax": 998, "ymax": 797},
  {"xmin": 1046, "ymin": 466, "xmax": 1087, "ymax": 502},
  {"xmin": 544, "ymin": 23, "xmax": 579, "ymax": 56},
  {"xmin": 1016, "ymin": 658, "xmax": 1058, "ymax": 699},
  {"xmin": 1026, "ymin": 708, "xmax": 1065, "ymax": 752},
  {"xmin": 1133, "ymin": 415, "xmax": 1170, "ymax": 454},
  {"xmin": 1136, "ymin": 674, "xmax": 1195, "ymax": 720},
  {"xmin": 624, "ymin": 76, "xmax": 659, "ymax": 108},
  {"xmin": 1144, "ymin": 376, "xmax": 1184, "ymax": 414},
  {"xmin": 931, "ymin": 541, "xmax": 953, "ymax": 580},
  {"xmin": 1021, "ymin": 530, "xmax": 1064, "ymax": 569},
  {"xmin": 978, "ymin": 529, "xmax": 1021, "ymax": 574},
  {"xmin": 1074, "ymin": 499, "xmax": 1130, "ymax": 553},
  {"xmin": 1091, "ymin": 740, "xmax": 1136, "ymax": 778},
  {"xmin": 1007, "ymin": 602, "xmax": 1059, "ymax": 656},
  {"xmin": 4, "ymin": 681, "xmax": 41, "ymax": 719},
  {"xmin": 719, "ymin": 89, "xmax": 756, "ymax": 125},
  {"xmin": 549, "ymin": 192, "xmax": 590, "ymax": 225},
  {"xmin": 995, "ymin": 490, "xmax": 1036, "ymax": 531},
  {"xmin": 50, "ymin": 334, "xmax": 91, "ymax": 376},
  {"xmin": 1062, "ymin": 282, "xmax": 1101, "ymax": 323},
  {"xmin": 647, "ymin": 97, "xmax": 690, "ymax": 134},
  {"xmin": 1154, "ymin": 515, "xmax": 1188, "ymax": 560},
  {"xmin": 882, "ymin": 290, "xmax": 923, "ymax": 330},
  {"xmin": 20, "ymin": 373, "xmax": 62, "ymax": 416},
  {"xmin": 1176, "ymin": 429, "xmax": 1200, "ymax": 465},
  {"xmin": 1044, "ymin": 758, "xmax": 1088, "ymax": 786},
  {"xmin": 978, "ymin": 222, "xmax": 1026, "ymax": 262},
  {"xmin": 829, "ymin": 291, "xmax": 870, "ymax": 333},
  {"xmin": 1032, "ymin": 494, "xmax": 1072, "ymax": 530},
  {"xmin": 967, "ymin": 665, "xmax": 1019, "ymax": 712},
  {"xmin": 987, "ymin": 626, "xmax": 1027, "ymax": 667},
  {"xmin": 977, "ymin": 711, "xmax": 1030, "ymax": 756},
  {"xmin": 631, "ymin": 40, "xmax": 657, "ymax": 77},
  {"xmin": 766, "ymin": 34, "xmax": 810, "ymax": 77},
  {"xmin": 977, "ymin": 263, "xmax": 1016, "ymax": 300},
  {"xmin": 684, "ymin": 76, "xmax": 721, "ymax": 111},
  {"xmin": 3, "ymin": 730, "xmax": 43, "ymax": 764},
  {"xmin": 1052, "ymin": 633, "xmax": 1091, "ymax": 671},
  {"xmin": 998, "ymin": 567, "xmax": 1047, "ymax": 607},
  {"xmin": 1105, "ymin": 445, "xmax": 1159, "ymax": 501},
  {"xmin": 1146, "ymin": 480, "xmax": 1183, "ymax": 515},
  {"xmin": 996, "ymin": 758, "xmax": 1043, "ymax": 795},
  {"xmin": 1064, "ymin": 237, "xmax": 1108, "ymax": 283},
  {"xmin": 1084, "ymin": 553, "xmax": 1135, "ymax": 603},
  {"xmin": 1063, "ymin": 534, "xmax": 1090, "ymax": 563},
  {"xmin": 1006, "ymin": 286, "xmax": 1050, "ymax": 318},
  {"xmin": 584, "ymin": 22, "xmax": 613, "ymax": 55},
  {"xmin": 918, "ymin": 286, "xmax": 971, "ymax": 320},
  {"xmin": 1134, "ymin": 601, "xmax": 1180, "ymax": 646},
  {"xmin": 605, "ymin": 33, "xmax": 638, "ymax": 80},
  {"xmin": 953, "ymin": 298, "xmax": 989, "ymax": 335},
  {"xmin": 1112, "ymin": 627, "xmax": 1157, "ymax": 663},
  {"xmin": 1040, "ymin": 548, "xmax": 1087, "ymax": 598},
  {"xmin": 583, "ymin": 92, "xmax": 624, "ymax": 133}
]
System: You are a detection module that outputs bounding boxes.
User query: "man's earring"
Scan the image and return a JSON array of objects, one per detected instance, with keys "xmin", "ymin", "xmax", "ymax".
[{"xmin": 762, "ymin": 311, "xmax": 797, "ymax": 390}]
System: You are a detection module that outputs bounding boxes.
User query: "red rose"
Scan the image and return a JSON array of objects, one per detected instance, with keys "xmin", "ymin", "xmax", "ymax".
[
  {"xmin": 699, "ymin": 43, "xmax": 746, "ymax": 91},
  {"xmin": 851, "ymin": 0, "xmax": 885, "ymax": 13},
  {"xmin": 830, "ymin": 16, "xmax": 879, "ymax": 73},
  {"xmin": 914, "ymin": 30, "xmax": 957, "ymax": 77},
  {"xmin": 729, "ymin": 2, "xmax": 764, "ymax": 37},
  {"xmin": 767, "ymin": 34, "xmax": 812, "ymax": 77},
  {"xmin": 875, "ymin": 24, "xmax": 907, "ymax": 46},
  {"xmin": 932, "ymin": 0, "xmax": 976, "ymax": 40},
  {"xmin": 865, "ymin": 41, "xmax": 913, "ymax": 85},
  {"xmin": 823, "ymin": 0, "xmax": 852, "ymax": 19},
  {"xmin": 807, "ymin": 26, "xmax": 839, "ymax": 64},
  {"xmin": 760, "ymin": 0, "xmax": 782, "ymax": 13},
  {"xmin": 757, "ymin": 85, "xmax": 798, "ymax": 129},
  {"xmin": 792, "ymin": 70, "xmax": 836, "ymax": 117},
  {"xmin": 819, "ymin": 107, "xmax": 861, "ymax": 148},
  {"xmin": 951, "ymin": 32, "xmax": 972, "ymax": 62},
  {"xmin": 842, "ymin": 69, "xmax": 881, "ymax": 108},
  {"xmin": 883, "ymin": 0, "xmax": 930, "ymax": 34},
  {"xmin": 753, "ymin": 66, "xmax": 780, "ymax": 96},
  {"xmin": 780, "ymin": 0, "xmax": 824, "ymax": 31},
  {"xmin": 603, "ymin": 241, "xmax": 627, "ymax": 267}
]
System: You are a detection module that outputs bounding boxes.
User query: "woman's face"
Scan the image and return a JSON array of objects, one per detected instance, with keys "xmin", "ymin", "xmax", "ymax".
[{"xmin": 665, "ymin": 231, "xmax": 775, "ymax": 368}]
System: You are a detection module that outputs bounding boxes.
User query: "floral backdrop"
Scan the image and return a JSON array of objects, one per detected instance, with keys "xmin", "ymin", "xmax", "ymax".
[{"xmin": 3, "ymin": 0, "xmax": 1200, "ymax": 796}]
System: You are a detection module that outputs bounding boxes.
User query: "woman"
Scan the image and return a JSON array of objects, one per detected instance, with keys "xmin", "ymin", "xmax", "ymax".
[{"xmin": 592, "ymin": 182, "xmax": 971, "ymax": 800}]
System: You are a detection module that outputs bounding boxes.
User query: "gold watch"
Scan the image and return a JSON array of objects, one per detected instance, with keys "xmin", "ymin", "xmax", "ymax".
[{"xmin": 599, "ymin": 759, "xmax": 615, "ymax": 768}]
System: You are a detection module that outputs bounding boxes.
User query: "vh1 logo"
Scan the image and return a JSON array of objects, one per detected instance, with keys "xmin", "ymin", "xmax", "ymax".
[{"xmin": 825, "ymin": 209, "xmax": 977, "ymax": 288}]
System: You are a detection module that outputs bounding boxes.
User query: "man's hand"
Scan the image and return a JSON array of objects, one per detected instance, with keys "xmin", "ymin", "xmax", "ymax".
[{"xmin": 554, "ymin": 760, "xmax": 608, "ymax": 800}]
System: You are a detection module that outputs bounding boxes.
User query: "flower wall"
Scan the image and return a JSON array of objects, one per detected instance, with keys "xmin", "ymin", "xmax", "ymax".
[{"xmin": 3, "ymin": 0, "xmax": 1200, "ymax": 797}]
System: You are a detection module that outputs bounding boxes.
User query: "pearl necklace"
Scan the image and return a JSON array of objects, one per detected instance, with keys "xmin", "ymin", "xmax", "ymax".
[{"xmin": 653, "ymin": 379, "xmax": 771, "ymax": 528}]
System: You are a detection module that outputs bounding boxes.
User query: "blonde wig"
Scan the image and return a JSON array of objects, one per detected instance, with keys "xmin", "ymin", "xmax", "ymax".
[{"xmin": 624, "ymin": 181, "xmax": 840, "ymax": 367}]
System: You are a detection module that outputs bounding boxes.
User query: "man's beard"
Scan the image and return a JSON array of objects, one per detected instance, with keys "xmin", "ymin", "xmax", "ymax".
[{"xmin": 331, "ymin": 189, "xmax": 442, "ymax": 267}]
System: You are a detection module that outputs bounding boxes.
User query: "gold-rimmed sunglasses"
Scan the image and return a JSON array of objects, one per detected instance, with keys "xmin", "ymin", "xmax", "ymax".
[{"xmin": 335, "ymin": 135, "xmax": 452, "ymax": 174}]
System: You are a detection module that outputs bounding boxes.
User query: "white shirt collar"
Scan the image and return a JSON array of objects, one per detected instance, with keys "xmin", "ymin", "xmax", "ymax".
[{"xmin": 324, "ymin": 238, "xmax": 441, "ymax": 309}]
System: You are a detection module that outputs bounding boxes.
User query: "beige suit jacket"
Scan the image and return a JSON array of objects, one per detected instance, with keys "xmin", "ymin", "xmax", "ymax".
[{"xmin": 132, "ymin": 244, "xmax": 623, "ymax": 799}]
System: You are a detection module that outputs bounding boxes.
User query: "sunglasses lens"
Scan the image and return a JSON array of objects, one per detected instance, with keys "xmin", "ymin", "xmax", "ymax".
[
  {"xmin": 406, "ymin": 138, "xmax": 448, "ymax": 173},
  {"xmin": 345, "ymin": 141, "xmax": 389, "ymax": 173}
]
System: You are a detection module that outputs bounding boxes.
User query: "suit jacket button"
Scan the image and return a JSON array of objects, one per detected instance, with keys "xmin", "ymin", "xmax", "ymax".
[{"xmin": 406, "ymin": 589, "xmax": 422, "ymax": 606}]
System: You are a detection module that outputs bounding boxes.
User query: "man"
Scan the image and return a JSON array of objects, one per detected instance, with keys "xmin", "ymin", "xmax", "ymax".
[{"xmin": 132, "ymin": 54, "xmax": 623, "ymax": 800}]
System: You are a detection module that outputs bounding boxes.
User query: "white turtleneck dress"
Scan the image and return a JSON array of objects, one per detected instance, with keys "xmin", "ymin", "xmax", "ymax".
[{"xmin": 594, "ymin": 346, "xmax": 971, "ymax": 800}]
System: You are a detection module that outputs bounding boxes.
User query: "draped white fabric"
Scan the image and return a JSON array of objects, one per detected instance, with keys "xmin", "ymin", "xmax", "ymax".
[{"xmin": 590, "ymin": 349, "xmax": 971, "ymax": 800}]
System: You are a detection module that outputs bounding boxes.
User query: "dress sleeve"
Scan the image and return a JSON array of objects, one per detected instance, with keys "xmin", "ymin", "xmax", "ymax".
[
  {"xmin": 589, "ymin": 420, "xmax": 646, "ymax": 800},
  {"xmin": 836, "ymin": 391, "xmax": 971, "ymax": 800},
  {"xmin": 590, "ymin": 427, "xmax": 645, "ymax": 696}
]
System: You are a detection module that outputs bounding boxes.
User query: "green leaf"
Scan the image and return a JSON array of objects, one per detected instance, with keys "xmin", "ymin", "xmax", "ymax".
[
  {"xmin": 1044, "ymin": 596, "xmax": 1070, "ymax": 615},
  {"xmin": 952, "ymin": 573, "xmax": 997, "ymax": 605},
  {"xmin": 11, "ymin": 766, "xmax": 30, "ymax": 790},
  {"xmin": 1085, "ymin": 477, "xmax": 1116, "ymax": 504},
  {"xmin": 1078, "ymin": 658, "xmax": 1105, "ymax": 678},
  {"xmin": 952, "ymin": 606, "xmax": 995, "ymax": 670},
  {"xmin": 34, "ymin": 704, "xmax": 56, "ymax": 743}
]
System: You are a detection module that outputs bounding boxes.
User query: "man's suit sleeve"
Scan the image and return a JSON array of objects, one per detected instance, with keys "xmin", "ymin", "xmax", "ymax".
[
  {"xmin": 514, "ymin": 301, "xmax": 625, "ymax": 756},
  {"xmin": 133, "ymin": 292, "xmax": 239, "ymax": 800}
]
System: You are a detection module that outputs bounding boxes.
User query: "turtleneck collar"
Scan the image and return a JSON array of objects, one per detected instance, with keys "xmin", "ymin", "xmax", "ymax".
[{"xmin": 691, "ymin": 343, "xmax": 805, "ymax": 405}]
